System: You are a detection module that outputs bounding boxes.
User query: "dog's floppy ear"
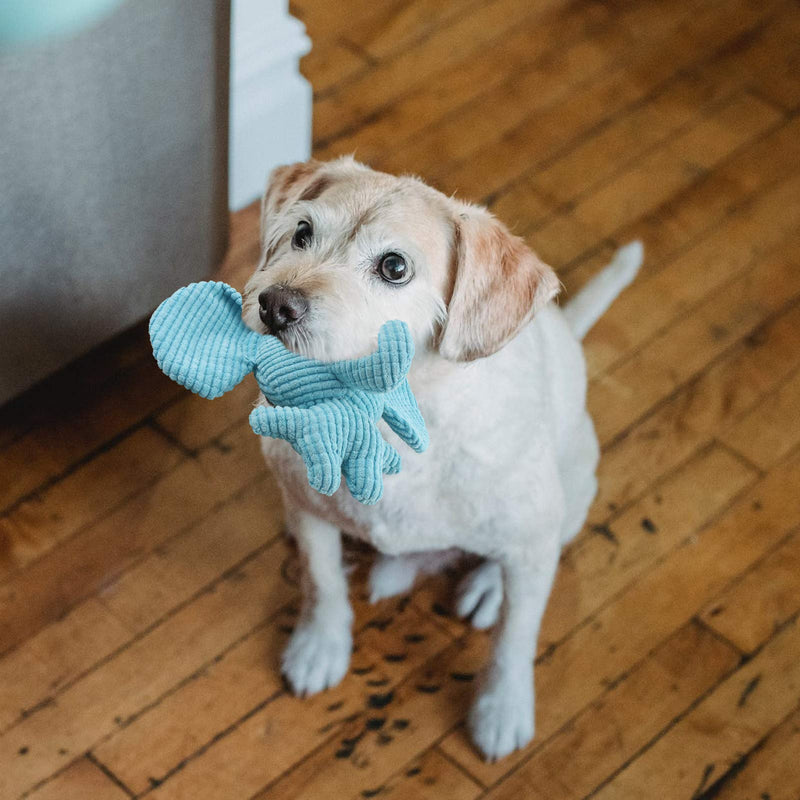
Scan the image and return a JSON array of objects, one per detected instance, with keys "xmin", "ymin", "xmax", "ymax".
[
  {"xmin": 261, "ymin": 159, "xmax": 327, "ymax": 226},
  {"xmin": 438, "ymin": 202, "xmax": 560, "ymax": 362}
]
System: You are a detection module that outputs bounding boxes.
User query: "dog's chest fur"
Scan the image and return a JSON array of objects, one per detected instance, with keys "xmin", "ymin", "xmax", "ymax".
[{"xmin": 261, "ymin": 306, "xmax": 586, "ymax": 557}]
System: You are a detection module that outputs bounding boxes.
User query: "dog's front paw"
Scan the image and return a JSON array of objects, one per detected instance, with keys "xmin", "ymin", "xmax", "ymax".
[
  {"xmin": 282, "ymin": 618, "xmax": 352, "ymax": 696},
  {"xmin": 456, "ymin": 561, "xmax": 503, "ymax": 629},
  {"xmin": 368, "ymin": 554, "xmax": 419, "ymax": 603},
  {"xmin": 468, "ymin": 674, "xmax": 534, "ymax": 761}
]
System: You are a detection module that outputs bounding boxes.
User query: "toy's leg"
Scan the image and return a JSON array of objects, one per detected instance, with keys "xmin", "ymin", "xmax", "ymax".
[
  {"xmin": 342, "ymin": 427, "xmax": 388, "ymax": 504},
  {"xmin": 250, "ymin": 405, "xmax": 343, "ymax": 496},
  {"xmin": 303, "ymin": 436, "xmax": 343, "ymax": 496},
  {"xmin": 469, "ymin": 543, "xmax": 560, "ymax": 761},
  {"xmin": 382, "ymin": 441, "xmax": 401, "ymax": 474},
  {"xmin": 282, "ymin": 508, "xmax": 353, "ymax": 696}
]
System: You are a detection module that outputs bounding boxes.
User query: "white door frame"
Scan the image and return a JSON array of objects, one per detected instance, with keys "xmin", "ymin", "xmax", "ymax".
[{"xmin": 228, "ymin": 0, "xmax": 312, "ymax": 210}]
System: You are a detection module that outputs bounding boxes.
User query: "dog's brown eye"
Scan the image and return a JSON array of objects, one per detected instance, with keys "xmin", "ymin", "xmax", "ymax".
[
  {"xmin": 378, "ymin": 253, "xmax": 410, "ymax": 284},
  {"xmin": 292, "ymin": 220, "xmax": 313, "ymax": 249}
]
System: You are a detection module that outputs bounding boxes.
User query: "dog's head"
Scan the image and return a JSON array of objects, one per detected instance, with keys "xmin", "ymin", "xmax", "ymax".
[{"xmin": 243, "ymin": 157, "xmax": 559, "ymax": 362}]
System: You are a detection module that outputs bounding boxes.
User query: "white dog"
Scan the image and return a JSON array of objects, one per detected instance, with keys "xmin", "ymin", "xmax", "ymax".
[{"xmin": 242, "ymin": 156, "xmax": 642, "ymax": 761}]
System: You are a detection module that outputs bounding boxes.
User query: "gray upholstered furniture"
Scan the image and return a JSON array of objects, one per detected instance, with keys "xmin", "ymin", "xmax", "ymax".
[{"xmin": 0, "ymin": 0, "xmax": 230, "ymax": 404}]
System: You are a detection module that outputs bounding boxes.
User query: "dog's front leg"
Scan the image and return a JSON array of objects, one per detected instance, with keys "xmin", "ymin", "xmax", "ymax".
[
  {"xmin": 468, "ymin": 541, "xmax": 560, "ymax": 761},
  {"xmin": 281, "ymin": 508, "xmax": 353, "ymax": 696}
]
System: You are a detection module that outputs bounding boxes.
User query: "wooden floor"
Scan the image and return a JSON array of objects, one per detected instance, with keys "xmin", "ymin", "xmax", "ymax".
[{"xmin": 2, "ymin": 0, "xmax": 800, "ymax": 796}]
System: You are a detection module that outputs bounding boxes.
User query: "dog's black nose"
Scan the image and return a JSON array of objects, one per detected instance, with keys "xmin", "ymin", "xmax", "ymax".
[{"xmin": 258, "ymin": 285, "xmax": 309, "ymax": 334}]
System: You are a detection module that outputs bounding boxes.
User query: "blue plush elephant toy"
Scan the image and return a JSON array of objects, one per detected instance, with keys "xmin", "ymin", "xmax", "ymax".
[{"xmin": 149, "ymin": 282, "xmax": 428, "ymax": 504}]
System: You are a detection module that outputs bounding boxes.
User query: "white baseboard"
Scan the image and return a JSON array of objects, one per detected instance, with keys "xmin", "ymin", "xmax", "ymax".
[{"xmin": 228, "ymin": 0, "xmax": 312, "ymax": 211}]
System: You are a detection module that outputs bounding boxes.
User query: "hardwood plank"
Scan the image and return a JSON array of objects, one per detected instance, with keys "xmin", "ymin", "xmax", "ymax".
[
  {"xmin": 0, "ymin": 426, "xmax": 183, "ymax": 581},
  {"xmin": 700, "ymin": 528, "xmax": 800, "ymax": 654},
  {"xmin": 487, "ymin": 178, "xmax": 553, "ymax": 236},
  {"xmin": 294, "ymin": 0, "xmax": 483, "ymax": 64},
  {"xmin": 96, "ymin": 603, "xmax": 450, "ymax": 796},
  {"xmin": 679, "ymin": 303, "xmax": 800, "ymax": 439},
  {"xmin": 138, "ymin": 442, "xmax": 753, "ymax": 796},
  {"xmin": 553, "ymin": 112, "xmax": 800, "ymax": 291},
  {"xmin": 591, "ymin": 389, "xmax": 708, "ymax": 524},
  {"xmin": 290, "ymin": 0, "xmax": 385, "ymax": 50},
  {"xmin": 0, "ymin": 357, "xmax": 181, "ymax": 514},
  {"xmin": 711, "ymin": 704, "xmax": 800, "ymax": 800},
  {"xmin": 26, "ymin": 757, "xmax": 130, "ymax": 800},
  {"xmin": 542, "ymin": 444, "xmax": 754, "ymax": 650},
  {"xmin": 301, "ymin": 41, "xmax": 369, "ymax": 98},
  {"xmin": 720, "ymin": 366, "xmax": 800, "ymax": 470},
  {"xmin": 583, "ymin": 171, "xmax": 800, "ymax": 381},
  {"xmin": 93, "ymin": 475, "xmax": 282, "ymax": 633},
  {"xmin": 590, "ymin": 615, "xmax": 800, "ymax": 800},
  {"xmin": 571, "ymin": 92, "xmax": 781, "ymax": 237},
  {"xmin": 0, "ymin": 420, "xmax": 268, "ymax": 656},
  {"xmin": 356, "ymin": 748, "xmax": 482, "ymax": 800},
  {"xmin": 344, "ymin": 0, "xmax": 484, "ymax": 61},
  {"xmin": 0, "ymin": 474, "xmax": 281, "ymax": 734},
  {"xmin": 246, "ymin": 638, "xmax": 490, "ymax": 800},
  {"xmin": 377, "ymin": 0, "xmax": 735, "ymax": 183},
  {"xmin": 432, "ymin": 0, "xmax": 783, "ymax": 200},
  {"xmin": 529, "ymin": 8, "xmax": 799, "ymax": 209},
  {"xmin": 154, "ymin": 382, "xmax": 257, "ymax": 451},
  {"xmin": 317, "ymin": 0, "xmax": 625, "ymax": 165},
  {"xmin": 701, "ymin": 3, "xmax": 800, "ymax": 112},
  {"xmin": 140, "ymin": 606, "xmax": 462, "ymax": 800},
  {"xmin": 755, "ymin": 49, "xmax": 800, "ymax": 111},
  {"xmin": 0, "ymin": 599, "xmax": 132, "ymax": 732},
  {"xmin": 0, "ymin": 319, "xmax": 155, "ymax": 451},
  {"xmin": 212, "ymin": 199, "xmax": 260, "ymax": 293},
  {"xmin": 530, "ymin": 80, "xmax": 728, "ymax": 208},
  {"xmin": 311, "ymin": 0, "xmax": 562, "ymax": 146},
  {"xmin": 480, "ymin": 622, "xmax": 739, "ymax": 800},
  {"xmin": 0, "ymin": 534, "xmax": 292, "ymax": 798},
  {"xmin": 589, "ymin": 295, "xmax": 800, "ymax": 522},
  {"xmin": 438, "ymin": 447, "xmax": 800, "ymax": 785},
  {"xmin": 589, "ymin": 233, "xmax": 800, "ymax": 445},
  {"xmin": 528, "ymin": 212, "xmax": 603, "ymax": 270}
]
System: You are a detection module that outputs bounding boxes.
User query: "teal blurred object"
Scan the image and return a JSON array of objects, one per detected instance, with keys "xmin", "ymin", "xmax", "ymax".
[{"xmin": 0, "ymin": 0, "xmax": 125, "ymax": 46}]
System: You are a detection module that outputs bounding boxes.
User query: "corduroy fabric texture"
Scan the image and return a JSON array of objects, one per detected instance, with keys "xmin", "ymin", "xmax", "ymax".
[{"xmin": 149, "ymin": 281, "xmax": 428, "ymax": 504}]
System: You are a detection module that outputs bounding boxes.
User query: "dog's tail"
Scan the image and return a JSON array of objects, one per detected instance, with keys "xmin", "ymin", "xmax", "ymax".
[{"xmin": 562, "ymin": 241, "xmax": 643, "ymax": 340}]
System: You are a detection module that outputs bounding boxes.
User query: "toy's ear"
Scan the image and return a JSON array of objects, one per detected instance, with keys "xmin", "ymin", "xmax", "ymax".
[
  {"xmin": 438, "ymin": 202, "xmax": 560, "ymax": 362},
  {"xmin": 328, "ymin": 320, "xmax": 414, "ymax": 393},
  {"xmin": 150, "ymin": 282, "xmax": 259, "ymax": 399}
]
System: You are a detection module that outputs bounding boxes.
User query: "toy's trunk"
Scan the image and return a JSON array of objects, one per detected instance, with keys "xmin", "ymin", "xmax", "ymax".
[{"xmin": 0, "ymin": 0, "xmax": 230, "ymax": 404}]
